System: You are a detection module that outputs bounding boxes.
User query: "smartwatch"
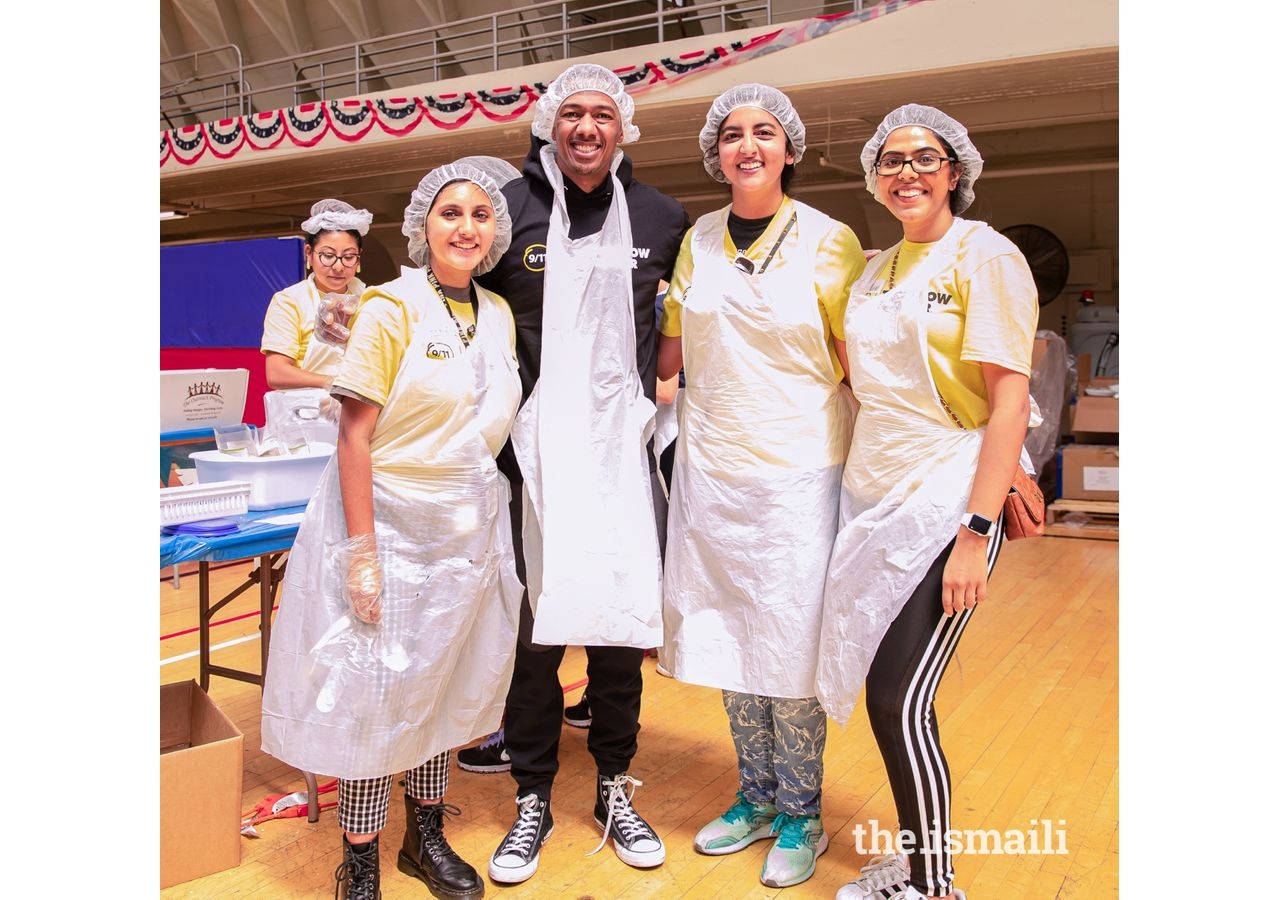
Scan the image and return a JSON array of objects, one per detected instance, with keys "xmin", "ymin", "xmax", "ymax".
[{"xmin": 961, "ymin": 512, "xmax": 996, "ymax": 538}]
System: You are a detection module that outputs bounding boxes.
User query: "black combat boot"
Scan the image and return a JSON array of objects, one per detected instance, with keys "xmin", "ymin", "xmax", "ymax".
[
  {"xmin": 397, "ymin": 796, "xmax": 484, "ymax": 898},
  {"xmin": 334, "ymin": 834, "xmax": 381, "ymax": 900}
]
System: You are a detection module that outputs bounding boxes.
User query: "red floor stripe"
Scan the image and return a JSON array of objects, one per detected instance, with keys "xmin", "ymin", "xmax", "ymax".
[{"xmin": 160, "ymin": 606, "xmax": 276, "ymax": 642}]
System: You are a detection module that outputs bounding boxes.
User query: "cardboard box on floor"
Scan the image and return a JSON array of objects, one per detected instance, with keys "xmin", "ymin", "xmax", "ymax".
[
  {"xmin": 1072, "ymin": 353, "xmax": 1119, "ymax": 439},
  {"xmin": 160, "ymin": 680, "xmax": 244, "ymax": 889},
  {"xmin": 1061, "ymin": 444, "xmax": 1120, "ymax": 501}
]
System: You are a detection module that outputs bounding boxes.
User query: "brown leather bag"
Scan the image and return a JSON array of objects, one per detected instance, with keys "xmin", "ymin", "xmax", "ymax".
[{"xmin": 1004, "ymin": 468, "xmax": 1046, "ymax": 540}]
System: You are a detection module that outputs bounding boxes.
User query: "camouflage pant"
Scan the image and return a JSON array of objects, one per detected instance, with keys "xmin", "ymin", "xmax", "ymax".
[{"xmin": 723, "ymin": 690, "xmax": 826, "ymax": 817}]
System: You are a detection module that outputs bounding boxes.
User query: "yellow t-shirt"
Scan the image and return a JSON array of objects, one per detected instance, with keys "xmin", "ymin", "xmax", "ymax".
[
  {"xmin": 877, "ymin": 226, "xmax": 1038, "ymax": 429},
  {"xmin": 336, "ymin": 284, "xmax": 514, "ymax": 409},
  {"xmin": 660, "ymin": 198, "xmax": 865, "ymax": 373},
  {"xmin": 260, "ymin": 276, "xmax": 367, "ymax": 371}
]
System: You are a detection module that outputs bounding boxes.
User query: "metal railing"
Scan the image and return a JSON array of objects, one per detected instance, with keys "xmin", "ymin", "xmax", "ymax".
[{"xmin": 160, "ymin": 0, "xmax": 870, "ymax": 129}]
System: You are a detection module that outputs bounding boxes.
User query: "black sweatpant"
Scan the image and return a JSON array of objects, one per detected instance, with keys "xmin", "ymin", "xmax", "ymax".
[
  {"xmin": 864, "ymin": 521, "xmax": 1003, "ymax": 896},
  {"xmin": 502, "ymin": 468, "xmax": 666, "ymax": 802}
]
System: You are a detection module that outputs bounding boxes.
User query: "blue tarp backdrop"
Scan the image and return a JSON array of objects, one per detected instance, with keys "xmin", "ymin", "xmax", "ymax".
[{"xmin": 160, "ymin": 236, "xmax": 304, "ymax": 347}]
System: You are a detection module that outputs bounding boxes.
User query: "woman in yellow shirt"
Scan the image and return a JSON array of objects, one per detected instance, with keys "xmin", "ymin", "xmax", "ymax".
[
  {"xmin": 260, "ymin": 198, "xmax": 372, "ymax": 390},
  {"xmin": 657, "ymin": 84, "xmax": 865, "ymax": 890},
  {"xmin": 261, "ymin": 159, "xmax": 523, "ymax": 900},
  {"xmin": 821, "ymin": 105, "xmax": 1039, "ymax": 900}
]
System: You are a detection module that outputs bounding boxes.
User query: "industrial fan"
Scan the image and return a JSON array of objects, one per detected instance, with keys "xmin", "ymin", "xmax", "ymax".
[{"xmin": 1000, "ymin": 224, "xmax": 1069, "ymax": 307}]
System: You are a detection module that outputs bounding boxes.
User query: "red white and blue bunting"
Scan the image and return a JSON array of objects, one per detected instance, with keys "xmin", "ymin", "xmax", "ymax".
[{"xmin": 161, "ymin": 3, "xmax": 925, "ymax": 171}]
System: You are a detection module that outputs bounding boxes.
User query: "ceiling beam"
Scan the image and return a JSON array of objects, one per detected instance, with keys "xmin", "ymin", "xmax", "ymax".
[
  {"xmin": 245, "ymin": 0, "xmax": 318, "ymax": 55},
  {"xmin": 170, "ymin": 0, "xmax": 231, "ymax": 54},
  {"xmin": 325, "ymin": 0, "xmax": 384, "ymax": 39},
  {"xmin": 160, "ymin": 0, "xmax": 191, "ymax": 66}
]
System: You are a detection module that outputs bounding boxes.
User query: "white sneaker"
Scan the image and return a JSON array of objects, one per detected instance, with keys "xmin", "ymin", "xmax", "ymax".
[
  {"xmin": 835, "ymin": 854, "xmax": 911, "ymax": 898},
  {"xmin": 835, "ymin": 854, "xmax": 969, "ymax": 900}
]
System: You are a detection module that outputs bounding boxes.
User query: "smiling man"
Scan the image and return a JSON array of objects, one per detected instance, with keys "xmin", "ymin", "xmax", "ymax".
[{"xmin": 475, "ymin": 63, "xmax": 690, "ymax": 885}]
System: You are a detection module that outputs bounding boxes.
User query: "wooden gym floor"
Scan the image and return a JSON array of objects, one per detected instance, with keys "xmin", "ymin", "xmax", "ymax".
[{"xmin": 159, "ymin": 535, "xmax": 1118, "ymax": 899}]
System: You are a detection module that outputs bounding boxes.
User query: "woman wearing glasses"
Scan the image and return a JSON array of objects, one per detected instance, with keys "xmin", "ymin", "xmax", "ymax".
[
  {"xmin": 261, "ymin": 159, "xmax": 523, "ymax": 900},
  {"xmin": 656, "ymin": 85, "xmax": 864, "ymax": 889},
  {"xmin": 819, "ymin": 105, "xmax": 1038, "ymax": 900},
  {"xmin": 260, "ymin": 198, "xmax": 372, "ymax": 390}
]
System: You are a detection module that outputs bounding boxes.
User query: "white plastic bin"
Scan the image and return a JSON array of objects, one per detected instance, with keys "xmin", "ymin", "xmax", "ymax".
[{"xmin": 190, "ymin": 444, "xmax": 335, "ymax": 510}]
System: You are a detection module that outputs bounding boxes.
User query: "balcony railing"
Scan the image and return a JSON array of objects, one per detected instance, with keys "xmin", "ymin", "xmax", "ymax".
[{"xmin": 160, "ymin": 0, "xmax": 872, "ymax": 129}]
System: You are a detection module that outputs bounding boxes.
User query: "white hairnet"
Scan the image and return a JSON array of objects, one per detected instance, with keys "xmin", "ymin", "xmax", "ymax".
[
  {"xmin": 860, "ymin": 104, "xmax": 983, "ymax": 214},
  {"xmin": 401, "ymin": 158, "xmax": 513, "ymax": 276},
  {"xmin": 698, "ymin": 84, "xmax": 806, "ymax": 184},
  {"xmin": 531, "ymin": 63, "xmax": 640, "ymax": 145},
  {"xmin": 452, "ymin": 155, "xmax": 522, "ymax": 187},
  {"xmin": 301, "ymin": 198, "xmax": 373, "ymax": 236}
]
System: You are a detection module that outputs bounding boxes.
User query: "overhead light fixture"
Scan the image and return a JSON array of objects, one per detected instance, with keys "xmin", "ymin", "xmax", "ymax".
[{"xmin": 160, "ymin": 210, "xmax": 188, "ymax": 220}]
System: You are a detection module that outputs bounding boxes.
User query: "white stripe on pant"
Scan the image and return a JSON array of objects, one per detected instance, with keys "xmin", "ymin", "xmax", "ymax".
[{"xmin": 863, "ymin": 513, "xmax": 1004, "ymax": 895}]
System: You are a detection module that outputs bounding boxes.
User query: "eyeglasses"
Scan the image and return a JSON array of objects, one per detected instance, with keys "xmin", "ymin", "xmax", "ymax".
[
  {"xmin": 873, "ymin": 153, "xmax": 956, "ymax": 176},
  {"xmin": 315, "ymin": 250, "xmax": 361, "ymax": 268}
]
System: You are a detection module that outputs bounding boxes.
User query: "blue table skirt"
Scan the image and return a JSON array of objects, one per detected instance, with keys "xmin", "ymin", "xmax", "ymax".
[{"xmin": 160, "ymin": 505, "xmax": 306, "ymax": 567}]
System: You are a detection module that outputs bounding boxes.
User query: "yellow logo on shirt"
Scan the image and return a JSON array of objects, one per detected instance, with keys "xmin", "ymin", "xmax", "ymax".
[{"xmin": 523, "ymin": 244, "xmax": 547, "ymax": 272}]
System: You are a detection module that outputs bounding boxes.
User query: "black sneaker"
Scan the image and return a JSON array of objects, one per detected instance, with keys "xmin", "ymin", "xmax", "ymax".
[
  {"xmin": 456, "ymin": 728, "xmax": 509, "ymax": 773},
  {"xmin": 563, "ymin": 695, "xmax": 591, "ymax": 728},
  {"xmin": 488, "ymin": 794, "xmax": 554, "ymax": 884},
  {"xmin": 591, "ymin": 773, "xmax": 665, "ymax": 868}
]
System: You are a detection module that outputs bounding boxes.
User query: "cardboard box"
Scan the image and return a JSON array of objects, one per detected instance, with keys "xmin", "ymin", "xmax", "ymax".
[
  {"xmin": 160, "ymin": 681, "xmax": 244, "ymax": 889},
  {"xmin": 1072, "ymin": 394, "xmax": 1119, "ymax": 435},
  {"xmin": 1060, "ymin": 444, "xmax": 1119, "ymax": 501},
  {"xmin": 1031, "ymin": 337, "xmax": 1048, "ymax": 371}
]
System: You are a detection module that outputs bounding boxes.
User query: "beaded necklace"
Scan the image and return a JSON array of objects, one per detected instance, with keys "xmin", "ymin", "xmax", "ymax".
[
  {"xmin": 882, "ymin": 248, "xmax": 902, "ymax": 293},
  {"xmin": 425, "ymin": 266, "xmax": 475, "ymax": 348}
]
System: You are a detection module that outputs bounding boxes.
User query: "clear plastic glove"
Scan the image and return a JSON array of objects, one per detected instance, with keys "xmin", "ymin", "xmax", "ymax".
[
  {"xmin": 319, "ymin": 392, "xmax": 341, "ymax": 424},
  {"xmin": 341, "ymin": 533, "xmax": 382, "ymax": 624},
  {"xmin": 314, "ymin": 292, "xmax": 360, "ymax": 347}
]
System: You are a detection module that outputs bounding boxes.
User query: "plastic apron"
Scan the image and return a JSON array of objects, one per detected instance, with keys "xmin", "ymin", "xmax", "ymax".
[
  {"xmin": 662, "ymin": 201, "xmax": 853, "ymax": 698},
  {"xmin": 510, "ymin": 146, "xmax": 663, "ymax": 648},
  {"xmin": 815, "ymin": 218, "xmax": 999, "ymax": 725},
  {"xmin": 261, "ymin": 270, "xmax": 523, "ymax": 780}
]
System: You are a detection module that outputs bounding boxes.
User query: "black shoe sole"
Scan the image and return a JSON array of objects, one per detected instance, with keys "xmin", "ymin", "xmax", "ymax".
[{"xmin": 397, "ymin": 852, "xmax": 485, "ymax": 899}]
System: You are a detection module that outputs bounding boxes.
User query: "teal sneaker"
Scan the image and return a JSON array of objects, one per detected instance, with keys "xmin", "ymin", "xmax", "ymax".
[
  {"xmin": 693, "ymin": 792, "xmax": 778, "ymax": 855},
  {"xmin": 760, "ymin": 813, "xmax": 828, "ymax": 888}
]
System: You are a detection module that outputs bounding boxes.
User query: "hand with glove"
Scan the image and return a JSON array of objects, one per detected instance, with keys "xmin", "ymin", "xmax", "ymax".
[
  {"xmin": 314, "ymin": 292, "xmax": 360, "ymax": 347},
  {"xmin": 341, "ymin": 532, "xmax": 382, "ymax": 624}
]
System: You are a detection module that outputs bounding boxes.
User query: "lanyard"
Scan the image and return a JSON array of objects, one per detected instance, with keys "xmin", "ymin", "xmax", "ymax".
[
  {"xmin": 733, "ymin": 211, "xmax": 797, "ymax": 276},
  {"xmin": 424, "ymin": 266, "xmax": 475, "ymax": 348}
]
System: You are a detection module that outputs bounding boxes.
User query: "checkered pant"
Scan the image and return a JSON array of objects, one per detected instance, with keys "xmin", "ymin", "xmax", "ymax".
[{"xmin": 337, "ymin": 750, "xmax": 451, "ymax": 834}]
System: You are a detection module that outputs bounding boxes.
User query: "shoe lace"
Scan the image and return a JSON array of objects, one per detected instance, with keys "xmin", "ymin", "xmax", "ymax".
[
  {"xmin": 333, "ymin": 847, "xmax": 377, "ymax": 900},
  {"xmin": 588, "ymin": 773, "xmax": 652, "ymax": 856},
  {"xmin": 856, "ymin": 852, "xmax": 910, "ymax": 891},
  {"xmin": 770, "ymin": 814, "xmax": 812, "ymax": 850},
  {"xmin": 724, "ymin": 791, "xmax": 767, "ymax": 825},
  {"xmin": 497, "ymin": 794, "xmax": 544, "ymax": 857},
  {"xmin": 478, "ymin": 728, "xmax": 505, "ymax": 750},
  {"xmin": 417, "ymin": 802, "xmax": 463, "ymax": 854}
]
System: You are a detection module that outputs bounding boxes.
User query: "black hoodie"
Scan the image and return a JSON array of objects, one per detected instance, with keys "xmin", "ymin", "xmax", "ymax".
[{"xmin": 477, "ymin": 136, "xmax": 690, "ymax": 486}]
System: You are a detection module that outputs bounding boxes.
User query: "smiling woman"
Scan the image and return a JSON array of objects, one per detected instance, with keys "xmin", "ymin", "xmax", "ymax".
[
  {"xmin": 818, "ymin": 105, "xmax": 1039, "ymax": 900},
  {"xmin": 258, "ymin": 157, "xmax": 524, "ymax": 900},
  {"xmin": 656, "ymin": 83, "xmax": 866, "ymax": 891},
  {"xmin": 259, "ymin": 199, "xmax": 373, "ymax": 392}
]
